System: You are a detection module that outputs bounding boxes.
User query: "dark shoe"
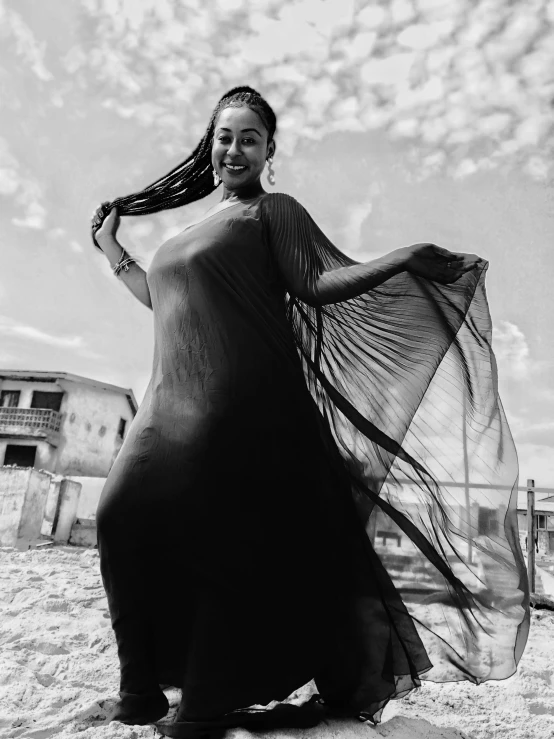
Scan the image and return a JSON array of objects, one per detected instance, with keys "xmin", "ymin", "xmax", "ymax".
[
  {"xmin": 154, "ymin": 697, "xmax": 326, "ymax": 737},
  {"xmin": 107, "ymin": 690, "xmax": 169, "ymax": 725}
]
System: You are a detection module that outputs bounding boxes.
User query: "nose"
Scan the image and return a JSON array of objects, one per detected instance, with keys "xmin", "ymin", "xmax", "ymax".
[{"xmin": 227, "ymin": 138, "xmax": 242, "ymax": 157}]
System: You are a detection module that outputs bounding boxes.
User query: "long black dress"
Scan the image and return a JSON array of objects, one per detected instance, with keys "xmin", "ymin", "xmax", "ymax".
[{"xmin": 96, "ymin": 190, "xmax": 529, "ymax": 723}]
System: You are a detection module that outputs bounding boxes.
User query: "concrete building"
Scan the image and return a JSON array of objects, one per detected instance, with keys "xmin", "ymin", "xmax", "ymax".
[
  {"xmin": 0, "ymin": 370, "xmax": 138, "ymax": 476},
  {"xmin": 517, "ymin": 489, "xmax": 554, "ymax": 556}
]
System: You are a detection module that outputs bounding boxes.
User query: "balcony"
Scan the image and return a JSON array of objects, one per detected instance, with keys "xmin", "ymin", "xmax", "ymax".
[{"xmin": 0, "ymin": 408, "xmax": 62, "ymax": 446}]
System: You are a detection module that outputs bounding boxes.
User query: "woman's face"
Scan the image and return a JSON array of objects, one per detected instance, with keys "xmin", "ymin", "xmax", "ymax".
[{"xmin": 212, "ymin": 106, "xmax": 275, "ymax": 190}]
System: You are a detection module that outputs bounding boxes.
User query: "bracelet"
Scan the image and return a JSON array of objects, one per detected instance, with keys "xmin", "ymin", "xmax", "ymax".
[{"xmin": 112, "ymin": 249, "xmax": 135, "ymax": 277}]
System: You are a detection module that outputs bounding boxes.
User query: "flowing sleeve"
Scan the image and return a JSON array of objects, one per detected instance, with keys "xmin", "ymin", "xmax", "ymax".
[{"xmin": 262, "ymin": 192, "xmax": 529, "ymax": 699}]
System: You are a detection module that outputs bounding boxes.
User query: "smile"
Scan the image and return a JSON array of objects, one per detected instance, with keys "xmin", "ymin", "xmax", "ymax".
[{"xmin": 223, "ymin": 164, "xmax": 247, "ymax": 172}]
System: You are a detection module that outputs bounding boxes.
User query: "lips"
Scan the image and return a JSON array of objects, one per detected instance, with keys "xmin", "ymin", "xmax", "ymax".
[{"xmin": 223, "ymin": 163, "xmax": 247, "ymax": 172}]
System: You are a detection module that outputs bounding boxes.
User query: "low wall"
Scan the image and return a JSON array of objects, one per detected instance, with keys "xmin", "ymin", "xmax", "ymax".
[
  {"xmin": 0, "ymin": 467, "xmax": 52, "ymax": 547},
  {"xmin": 41, "ymin": 475, "xmax": 64, "ymax": 537},
  {"xmin": 0, "ymin": 467, "xmax": 83, "ymax": 547},
  {"xmin": 68, "ymin": 476, "xmax": 106, "ymax": 520},
  {"xmin": 53, "ymin": 479, "xmax": 83, "ymax": 544}
]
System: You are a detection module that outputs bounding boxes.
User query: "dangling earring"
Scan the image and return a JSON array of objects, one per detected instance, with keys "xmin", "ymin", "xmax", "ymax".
[
  {"xmin": 267, "ymin": 157, "xmax": 275, "ymax": 186},
  {"xmin": 213, "ymin": 169, "xmax": 221, "ymax": 187}
]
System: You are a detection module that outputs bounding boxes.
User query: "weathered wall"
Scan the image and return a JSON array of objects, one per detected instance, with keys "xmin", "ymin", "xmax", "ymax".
[
  {"xmin": 53, "ymin": 478, "xmax": 82, "ymax": 544},
  {"xmin": 0, "ymin": 467, "xmax": 30, "ymax": 546},
  {"xmin": 0, "ymin": 467, "xmax": 52, "ymax": 546},
  {"xmin": 18, "ymin": 469, "xmax": 52, "ymax": 542},
  {"xmin": 54, "ymin": 380, "xmax": 134, "ymax": 477},
  {"xmin": 41, "ymin": 475, "xmax": 64, "ymax": 536},
  {"xmin": 70, "ymin": 476, "xmax": 106, "ymax": 520}
]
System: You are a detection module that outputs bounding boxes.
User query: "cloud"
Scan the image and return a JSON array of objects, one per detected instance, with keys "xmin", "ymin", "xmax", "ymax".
[
  {"xmin": 0, "ymin": 168, "xmax": 19, "ymax": 195},
  {"xmin": 492, "ymin": 321, "xmax": 530, "ymax": 380},
  {"xmin": 342, "ymin": 200, "xmax": 374, "ymax": 253},
  {"xmin": 516, "ymin": 442, "xmax": 554, "ymax": 489},
  {"xmin": 0, "ymin": 6, "xmax": 52, "ymax": 81},
  {"xmin": 513, "ymin": 422, "xmax": 554, "ymax": 448},
  {"xmin": 0, "ymin": 137, "xmax": 46, "ymax": 229},
  {"xmin": 4, "ymin": 0, "xmax": 553, "ymax": 186},
  {"xmin": 0, "ymin": 318, "xmax": 85, "ymax": 349},
  {"xmin": 12, "ymin": 200, "xmax": 46, "ymax": 230}
]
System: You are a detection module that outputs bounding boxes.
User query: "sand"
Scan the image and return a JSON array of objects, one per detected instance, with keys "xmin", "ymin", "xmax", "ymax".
[{"xmin": 0, "ymin": 545, "xmax": 552, "ymax": 739}]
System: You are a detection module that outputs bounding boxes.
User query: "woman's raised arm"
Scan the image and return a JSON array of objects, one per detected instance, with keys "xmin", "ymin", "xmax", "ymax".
[
  {"xmin": 92, "ymin": 205, "xmax": 153, "ymax": 310},
  {"xmin": 265, "ymin": 194, "xmax": 483, "ymax": 307}
]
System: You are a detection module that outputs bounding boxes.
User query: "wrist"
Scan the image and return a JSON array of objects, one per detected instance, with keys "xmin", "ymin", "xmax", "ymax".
[
  {"xmin": 389, "ymin": 246, "xmax": 411, "ymax": 274},
  {"xmin": 96, "ymin": 233, "xmax": 118, "ymax": 249}
]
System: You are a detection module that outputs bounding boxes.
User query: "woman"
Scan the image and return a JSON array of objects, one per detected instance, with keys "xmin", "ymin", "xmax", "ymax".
[{"xmin": 92, "ymin": 86, "xmax": 529, "ymax": 738}]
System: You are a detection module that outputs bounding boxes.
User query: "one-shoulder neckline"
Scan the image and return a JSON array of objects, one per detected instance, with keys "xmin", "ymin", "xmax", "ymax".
[{"xmin": 182, "ymin": 193, "xmax": 270, "ymax": 235}]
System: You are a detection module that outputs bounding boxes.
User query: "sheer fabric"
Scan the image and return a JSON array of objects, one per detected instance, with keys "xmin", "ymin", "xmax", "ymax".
[
  {"xmin": 265, "ymin": 194, "xmax": 529, "ymax": 706},
  {"xmin": 96, "ymin": 191, "xmax": 528, "ymax": 725}
]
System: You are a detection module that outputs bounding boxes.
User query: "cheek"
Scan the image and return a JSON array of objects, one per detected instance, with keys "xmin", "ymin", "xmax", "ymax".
[
  {"xmin": 251, "ymin": 150, "xmax": 266, "ymax": 167},
  {"xmin": 212, "ymin": 141, "xmax": 226, "ymax": 159}
]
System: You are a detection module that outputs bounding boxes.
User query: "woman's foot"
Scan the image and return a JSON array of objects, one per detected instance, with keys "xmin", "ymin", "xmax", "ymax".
[{"xmin": 107, "ymin": 689, "xmax": 169, "ymax": 725}]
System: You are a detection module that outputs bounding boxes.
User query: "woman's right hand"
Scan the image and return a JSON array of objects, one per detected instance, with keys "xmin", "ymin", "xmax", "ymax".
[{"xmin": 91, "ymin": 202, "xmax": 120, "ymax": 247}]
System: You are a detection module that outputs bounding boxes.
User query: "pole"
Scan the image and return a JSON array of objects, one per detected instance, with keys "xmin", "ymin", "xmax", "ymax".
[
  {"xmin": 527, "ymin": 478, "xmax": 535, "ymax": 594},
  {"xmin": 462, "ymin": 386, "xmax": 472, "ymax": 564}
]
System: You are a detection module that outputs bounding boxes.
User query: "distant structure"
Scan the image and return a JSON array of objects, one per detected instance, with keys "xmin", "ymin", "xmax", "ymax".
[
  {"xmin": 517, "ymin": 490, "xmax": 554, "ymax": 556},
  {"xmin": 0, "ymin": 370, "xmax": 137, "ymax": 476}
]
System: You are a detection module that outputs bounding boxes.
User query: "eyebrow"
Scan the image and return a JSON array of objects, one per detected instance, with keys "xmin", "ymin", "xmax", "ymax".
[{"xmin": 217, "ymin": 127, "xmax": 262, "ymax": 136}]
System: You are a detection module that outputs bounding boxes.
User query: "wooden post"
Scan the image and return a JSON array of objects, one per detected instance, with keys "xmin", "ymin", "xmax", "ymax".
[
  {"xmin": 527, "ymin": 478, "xmax": 535, "ymax": 594},
  {"xmin": 462, "ymin": 386, "xmax": 472, "ymax": 564}
]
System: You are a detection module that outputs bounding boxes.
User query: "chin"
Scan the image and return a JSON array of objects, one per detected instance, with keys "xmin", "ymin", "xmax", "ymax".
[{"xmin": 223, "ymin": 175, "xmax": 258, "ymax": 188}]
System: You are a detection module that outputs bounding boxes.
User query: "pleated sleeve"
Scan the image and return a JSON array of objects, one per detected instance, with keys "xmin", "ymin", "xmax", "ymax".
[{"xmin": 262, "ymin": 191, "xmax": 529, "ymax": 695}]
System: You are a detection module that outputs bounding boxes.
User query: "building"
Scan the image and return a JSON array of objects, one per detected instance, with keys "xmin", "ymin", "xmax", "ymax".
[
  {"xmin": 0, "ymin": 370, "xmax": 138, "ymax": 477},
  {"xmin": 517, "ymin": 489, "xmax": 554, "ymax": 555}
]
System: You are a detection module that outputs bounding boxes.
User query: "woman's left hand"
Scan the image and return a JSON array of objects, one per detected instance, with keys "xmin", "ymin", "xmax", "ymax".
[{"xmin": 403, "ymin": 243, "xmax": 485, "ymax": 284}]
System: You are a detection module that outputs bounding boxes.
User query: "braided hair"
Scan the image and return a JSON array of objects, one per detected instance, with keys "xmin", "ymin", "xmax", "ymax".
[{"xmin": 92, "ymin": 85, "xmax": 277, "ymax": 247}]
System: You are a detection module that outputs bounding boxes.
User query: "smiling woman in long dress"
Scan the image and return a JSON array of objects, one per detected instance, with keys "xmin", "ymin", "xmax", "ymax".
[{"xmin": 91, "ymin": 86, "xmax": 529, "ymax": 738}]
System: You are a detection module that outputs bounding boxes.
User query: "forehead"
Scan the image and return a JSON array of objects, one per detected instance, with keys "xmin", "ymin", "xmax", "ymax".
[{"xmin": 215, "ymin": 105, "xmax": 267, "ymax": 134}]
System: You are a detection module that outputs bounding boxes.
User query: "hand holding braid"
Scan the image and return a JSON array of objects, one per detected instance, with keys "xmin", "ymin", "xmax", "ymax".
[
  {"xmin": 91, "ymin": 202, "xmax": 120, "ymax": 249},
  {"xmin": 90, "ymin": 85, "xmax": 278, "ymax": 250}
]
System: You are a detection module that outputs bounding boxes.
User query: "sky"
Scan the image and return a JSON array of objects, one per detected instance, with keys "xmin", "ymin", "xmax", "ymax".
[{"xmin": 0, "ymin": 0, "xmax": 553, "ymax": 486}]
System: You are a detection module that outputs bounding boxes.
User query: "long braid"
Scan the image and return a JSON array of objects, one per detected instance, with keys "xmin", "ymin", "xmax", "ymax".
[{"xmin": 92, "ymin": 85, "xmax": 277, "ymax": 248}]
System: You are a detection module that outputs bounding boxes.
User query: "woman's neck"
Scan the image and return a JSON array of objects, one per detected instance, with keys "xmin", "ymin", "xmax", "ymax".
[{"xmin": 220, "ymin": 179, "xmax": 265, "ymax": 201}]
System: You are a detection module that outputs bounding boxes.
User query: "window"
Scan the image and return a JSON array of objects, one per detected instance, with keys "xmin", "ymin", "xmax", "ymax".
[
  {"xmin": 537, "ymin": 514, "xmax": 547, "ymax": 530},
  {"xmin": 0, "ymin": 390, "xmax": 20, "ymax": 408},
  {"xmin": 4, "ymin": 445, "xmax": 37, "ymax": 467},
  {"xmin": 117, "ymin": 418, "xmax": 127, "ymax": 439},
  {"xmin": 31, "ymin": 391, "xmax": 64, "ymax": 412},
  {"xmin": 478, "ymin": 507, "xmax": 499, "ymax": 536}
]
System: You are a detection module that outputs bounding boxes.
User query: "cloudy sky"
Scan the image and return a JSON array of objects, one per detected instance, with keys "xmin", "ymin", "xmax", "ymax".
[{"xmin": 1, "ymin": 0, "xmax": 553, "ymax": 485}]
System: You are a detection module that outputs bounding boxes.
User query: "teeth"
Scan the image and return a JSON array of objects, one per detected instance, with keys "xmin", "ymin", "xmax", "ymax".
[{"xmin": 225, "ymin": 165, "xmax": 246, "ymax": 170}]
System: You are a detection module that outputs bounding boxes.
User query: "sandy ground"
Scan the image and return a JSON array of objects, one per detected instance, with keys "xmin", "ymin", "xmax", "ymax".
[{"xmin": 1, "ymin": 545, "xmax": 553, "ymax": 739}]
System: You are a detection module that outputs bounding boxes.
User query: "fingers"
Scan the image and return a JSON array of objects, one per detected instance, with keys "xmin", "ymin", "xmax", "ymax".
[
  {"xmin": 91, "ymin": 206, "xmax": 105, "ymax": 228},
  {"xmin": 90, "ymin": 202, "xmax": 116, "ymax": 230},
  {"xmin": 445, "ymin": 254, "xmax": 485, "ymax": 274},
  {"xmin": 435, "ymin": 257, "xmax": 485, "ymax": 284}
]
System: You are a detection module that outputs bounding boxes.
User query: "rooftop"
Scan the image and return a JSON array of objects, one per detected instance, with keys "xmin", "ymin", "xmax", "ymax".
[{"xmin": 0, "ymin": 370, "xmax": 138, "ymax": 415}]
